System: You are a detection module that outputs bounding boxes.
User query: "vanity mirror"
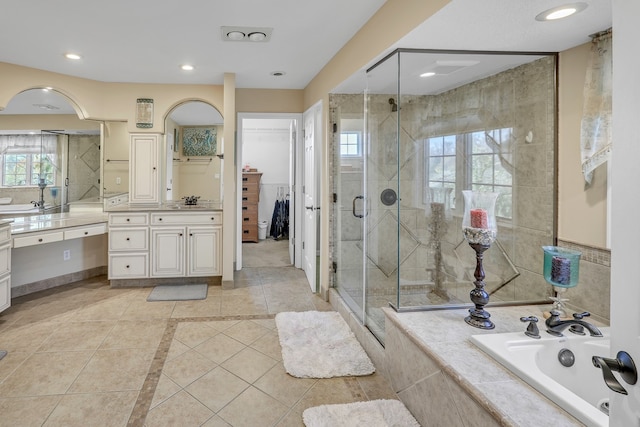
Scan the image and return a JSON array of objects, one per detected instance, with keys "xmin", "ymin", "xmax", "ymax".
[
  {"xmin": 0, "ymin": 88, "xmax": 102, "ymax": 215},
  {"xmin": 165, "ymin": 101, "xmax": 223, "ymax": 203}
]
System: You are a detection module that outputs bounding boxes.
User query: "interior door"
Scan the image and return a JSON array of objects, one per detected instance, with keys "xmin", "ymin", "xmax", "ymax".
[
  {"xmin": 610, "ymin": 2, "xmax": 640, "ymax": 422},
  {"xmin": 288, "ymin": 120, "xmax": 297, "ymax": 265},
  {"xmin": 302, "ymin": 104, "xmax": 319, "ymax": 292}
]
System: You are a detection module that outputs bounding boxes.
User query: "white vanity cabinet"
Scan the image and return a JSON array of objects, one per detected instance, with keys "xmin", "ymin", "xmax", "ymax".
[
  {"xmin": 150, "ymin": 212, "xmax": 222, "ymax": 277},
  {"xmin": 129, "ymin": 134, "xmax": 160, "ymax": 204},
  {"xmin": 108, "ymin": 213, "xmax": 149, "ymax": 279},
  {"xmin": 0, "ymin": 222, "xmax": 11, "ymax": 312}
]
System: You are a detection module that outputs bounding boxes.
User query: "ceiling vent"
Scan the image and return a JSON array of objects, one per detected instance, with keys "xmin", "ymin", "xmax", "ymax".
[{"xmin": 221, "ymin": 26, "xmax": 273, "ymax": 42}]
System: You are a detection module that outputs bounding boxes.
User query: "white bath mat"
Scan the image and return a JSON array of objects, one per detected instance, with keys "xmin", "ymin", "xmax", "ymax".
[
  {"xmin": 275, "ymin": 311, "xmax": 375, "ymax": 378},
  {"xmin": 303, "ymin": 399, "xmax": 420, "ymax": 427},
  {"xmin": 147, "ymin": 284, "xmax": 207, "ymax": 302}
]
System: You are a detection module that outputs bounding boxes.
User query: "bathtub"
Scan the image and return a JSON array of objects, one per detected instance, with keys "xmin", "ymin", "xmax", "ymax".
[
  {"xmin": 0, "ymin": 204, "xmax": 52, "ymax": 214},
  {"xmin": 470, "ymin": 328, "xmax": 611, "ymax": 427}
]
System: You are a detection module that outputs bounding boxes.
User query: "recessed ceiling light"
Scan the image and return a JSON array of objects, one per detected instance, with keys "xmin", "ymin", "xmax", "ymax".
[
  {"xmin": 248, "ymin": 32, "xmax": 267, "ymax": 42},
  {"xmin": 535, "ymin": 2, "xmax": 587, "ymax": 21},
  {"xmin": 270, "ymin": 71, "xmax": 286, "ymax": 77},
  {"xmin": 64, "ymin": 53, "xmax": 81, "ymax": 60},
  {"xmin": 181, "ymin": 64, "xmax": 194, "ymax": 71},
  {"xmin": 420, "ymin": 72, "xmax": 436, "ymax": 78},
  {"xmin": 227, "ymin": 31, "xmax": 245, "ymax": 41},
  {"xmin": 222, "ymin": 26, "xmax": 273, "ymax": 42}
]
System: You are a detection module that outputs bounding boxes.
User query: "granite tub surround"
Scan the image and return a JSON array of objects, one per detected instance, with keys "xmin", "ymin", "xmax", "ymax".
[{"xmin": 384, "ymin": 306, "xmax": 590, "ymax": 426}]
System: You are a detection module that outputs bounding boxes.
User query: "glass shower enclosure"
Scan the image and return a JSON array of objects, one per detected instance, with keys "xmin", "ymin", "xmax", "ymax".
[{"xmin": 331, "ymin": 49, "xmax": 558, "ymax": 343}]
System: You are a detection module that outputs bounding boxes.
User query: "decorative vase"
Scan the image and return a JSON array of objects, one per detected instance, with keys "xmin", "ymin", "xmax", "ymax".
[
  {"xmin": 542, "ymin": 246, "xmax": 581, "ymax": 318},
  {"xmin": 461, "ymin": 190, "xmax": 499, "ymax": 329}
]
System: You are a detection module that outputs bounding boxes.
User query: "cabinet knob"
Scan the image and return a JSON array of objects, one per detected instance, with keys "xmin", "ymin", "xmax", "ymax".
[
  {"xmin": 126, "ymin": 265, "xmax": 130, "ymax": 268},
  {"xmin": 84, "ymin": 231, "xmax": 88, "ymax": 235},
  {"xmin": 126, "ymin": 218, "xmax": 130, "ymax": 222},
  {"xmin": 179, "ymin": 233, "xmax": 183, "ymax": 237},
  {"xmin": 211, "ymin": 217, "xmax": 215, "ymax": 221},
  {"xmin": 126, "ymin": 237, "xmax": 130, "ymax": 241},
  {"xmin": 189, "ymin": 233, "xmax": 193, "ymax": 236},
  {"xmin": 38, "ymin": 238, "xmax": 43, "ymax": 242},
  {"xmin": 158, "ymin": 218, "xmax": 163, "ymax": 221}
]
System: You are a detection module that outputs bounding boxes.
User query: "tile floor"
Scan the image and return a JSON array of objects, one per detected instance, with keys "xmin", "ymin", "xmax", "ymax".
[{"xmin": 0, "ymin": 239, "xmax": 397, "ymax": 426}]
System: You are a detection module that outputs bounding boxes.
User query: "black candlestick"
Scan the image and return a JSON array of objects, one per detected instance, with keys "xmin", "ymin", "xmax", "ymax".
[{"xmin": 465, "ymin": 243, "xmax": 495, "ymax": 330}]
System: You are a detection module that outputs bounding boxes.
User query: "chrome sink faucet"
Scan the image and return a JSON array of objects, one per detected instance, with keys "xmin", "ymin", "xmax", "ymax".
[{"xmin": 545, "ymin": 309, "xmax": 603, "ymax": 337}]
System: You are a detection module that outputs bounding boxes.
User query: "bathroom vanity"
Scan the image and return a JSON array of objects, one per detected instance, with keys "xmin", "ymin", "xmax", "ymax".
[
  {"xmin": 107, "ymin": 205, "xmax": 222, "ymax": 281},
  {"xmin": 0, "ymin": 220, "xmax": 11, "ymax": 313}
]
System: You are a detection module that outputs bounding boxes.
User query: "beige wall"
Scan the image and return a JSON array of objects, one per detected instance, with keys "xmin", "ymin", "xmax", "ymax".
[
  {"xmin": 558, "ymin": 43, "xmax": 608, "ymax": 248},
  {"xmin": 236, "ymin": 89, "xmax": 304, "ymax": 113}
]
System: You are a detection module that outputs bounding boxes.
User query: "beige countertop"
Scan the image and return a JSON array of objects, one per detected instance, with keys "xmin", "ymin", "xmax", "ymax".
[
  {"xmin": 384, "ymin": 305, "xmax": 600, "ymax": 426},
  {"xmin": 10, "ymin": 212, "xmax": 109, "ymax": 235}
]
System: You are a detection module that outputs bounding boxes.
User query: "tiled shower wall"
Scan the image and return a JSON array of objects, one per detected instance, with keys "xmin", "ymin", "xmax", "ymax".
[{"xmin": 331, "ymin": 56, "xmax": 558, "ymax": 313}]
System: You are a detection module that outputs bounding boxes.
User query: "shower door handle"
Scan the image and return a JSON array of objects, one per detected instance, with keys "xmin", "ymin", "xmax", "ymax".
[{"xmin": 352, "ymin": 195, "xmax": 364, "ymax": 218}]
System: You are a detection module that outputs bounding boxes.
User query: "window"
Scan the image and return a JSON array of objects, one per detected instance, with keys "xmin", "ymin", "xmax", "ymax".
[
  {"xmin": 424, "ymin": 128, "xmax": 513, "ymax": 219},
  {"xmin": 340, "ymin": 131, "xmax": 362, "ymax": 157},
  {"xmin": 468, "ymin": 128, "xmax": 513, "ymax": 219},
  {"xmin": 426, "ymin": 134, "xmax": 456, "ymax": 208},
  {"xmin": 0, "ymin": 134, "xmax": 57, "ymax": 187}
]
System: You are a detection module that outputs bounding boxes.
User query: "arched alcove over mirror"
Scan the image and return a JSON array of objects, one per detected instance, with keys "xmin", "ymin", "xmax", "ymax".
[
  {"xmin": 164, "ymin": 100, "xmax": 224, "ymax": 204},
  {"xmin": 0, "ymin": 88, "xmax": 102, "ymax": 215}
]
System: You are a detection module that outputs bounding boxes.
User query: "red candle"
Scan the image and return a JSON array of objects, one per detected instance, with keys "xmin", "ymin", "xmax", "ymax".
[{"xmin": 470, "ymin": 208, "xmax": 488, "ymax": 229}]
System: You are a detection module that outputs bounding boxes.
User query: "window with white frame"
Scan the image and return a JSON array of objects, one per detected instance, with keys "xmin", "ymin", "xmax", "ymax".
[
  {"xmin": 0, "ymin": 134, "xmax": 57, "ymax": 187},
  {"xmin": 340, "ymin": 131, "xmax": 362, "ymax": 157},
  {"xmin": 425, "ymin": 128, "xmax": 513, "ymax": 219}
]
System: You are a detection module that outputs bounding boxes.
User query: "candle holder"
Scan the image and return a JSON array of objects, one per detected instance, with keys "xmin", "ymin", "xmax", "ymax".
[
  {"xmin": 542, "ymin": 246, "xmax": 581, "ymax": 318},
  {"xmin": 462, "ymin": 190, "xmax": 499, "ymax": 329}
]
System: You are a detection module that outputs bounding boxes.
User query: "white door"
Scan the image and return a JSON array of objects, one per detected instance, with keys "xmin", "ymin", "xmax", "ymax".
[
  {"xmin": 289, "ymin": 120, "xmax": 297, "ymax": 265},
  {"xmin": 610, "ymin": 2, "xmax": 640, "ymax": 423},
  {"xmin": 302, "ymin": 104, "xmax": 320, "ymax": 292}
]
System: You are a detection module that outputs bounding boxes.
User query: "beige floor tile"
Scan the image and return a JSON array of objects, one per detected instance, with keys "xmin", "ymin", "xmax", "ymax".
[
  {"xmin": 274, "ymin": 410, "xmax": 305, "ymax": 427},
  {"xmin": 203, "ymin": 319, "xmax": 241, "ymax": 332},
  {"xmin": 144, "ymin": 390, "xmax": 214, "ymax": 427},
  {"xmin": 166, "ymin": 338, "xmax": 191, "ymax": 362},
  {"xmin": 38, "ymin": 320, "xmax": 116, "ymax": 352},
  {"xmin": 217, "ymin": 386, "xmax": 289, "ymax": 427},
  {"xmin": 69, "ymin": 348, "xmax": 155, "ymax": 393},
  {"xmin": 0, "ymin": 351, "xmax": 93, "ymax": 397},
  {"xmin": 288, "ymin": 377, "xmax": 366, "ymax": 417},
  {"xmin": 72, "ymin": 294, "xmax": 132, "ymax": 321},
  {"xmin": 250, "ymin": 330, "xmax": 283, "ymax": 361},
  {"xmin": 120, "ymin": 300, "xmax": 176, "ymax": 320},
  {"xmin": 161, "ymin": 349, "xmax": 217, "ymax": 388},
  {"xmin": 0, "ymin": 351, "xmax": 30, "ymax": 382},
  {"xmin": 185, "ymin": 366, "xmax": 250, "ymax": 412},
  {"xmin": 194, "ymin": 333, "xmax": 246, "ymax": 364},
  {"xmin": 43, "ymin": 390, "xmax": 138, "ymax": 427},
  {"xmin": 201, "ymin": 415, "xmax": 232, "ymax": 427},
  {"xmin": 220, "ymin": 347, "xmax": 278, "ymax": 384},
  {"xmin": 173, "ymin": 321, "xmax": 219, "ymax": 348},
  {"xmin": 254, "ymin": 363, "xmax": 317, "ymax": 407},
  {"xmin": 356, "ymin": 372, "xmax": 398, "ymax": 401},
  {"xmin": 171, "ymin": 297, "xmax": 221, "ymax": 318},
  {"xmin": 220, "ymin": 294, "xmax": 269, "ymax": 315},
  {"xmin": 0, "ymin": 395, "xmax": 61, "ymax": 427},
  {"xmin": 0, "ymin": 321, "xmax": 59, "ymax": 353},
  {"xmin": 100, "ymin": 319, "xmax": 167, "ymax": 350},
  {"xmin": 150, "ymin": 374, "xmax": 182, "ymax": 409},
  {"xmin": 223, "ymin": 319, "xmax": 271, "ymax": 345}
]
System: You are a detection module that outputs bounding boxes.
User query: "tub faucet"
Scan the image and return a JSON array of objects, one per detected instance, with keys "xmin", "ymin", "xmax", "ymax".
[{"xmin": 545, "ymin": 309, "xmax": 603, "ymax": 337}]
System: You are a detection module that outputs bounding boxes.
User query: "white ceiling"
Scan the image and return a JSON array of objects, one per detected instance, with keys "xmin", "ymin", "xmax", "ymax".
[{"xmin": 0, "ymin": 0, "xmax": 612, "ymax": 123}]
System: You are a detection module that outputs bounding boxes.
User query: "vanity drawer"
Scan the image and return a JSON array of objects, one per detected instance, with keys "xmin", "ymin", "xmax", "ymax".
[
  {"xmin": 109, "ymin": 253, "xmax": 148, "ymax": 278},
  {"xmin": 109, "ymin": 228, "xmax": 148, "ymax": 251},
  {"xmin": 13, "ymin": 231, "xmax": 64, "ymax": 248},
  {"xmin": 241, "ymin": 192, "xmax": 259, "ymax": 205},
  {"xmin": 151, "ymin": 213, "xmax": 222, "ymax": 225},
  {"xmin": 64, "ymin": 223, "xmax": 107, "ymax": 240},
  {"xmin": 242, "ymin": 173, "xmax": 262, "ymax": 185},
  {"xmin": 0, "ymin": 225, "xmax": 11, "ymax": 244},
  {"xmin": 109, "ymin": 213, "xmax": 149, "ymax": 226}
]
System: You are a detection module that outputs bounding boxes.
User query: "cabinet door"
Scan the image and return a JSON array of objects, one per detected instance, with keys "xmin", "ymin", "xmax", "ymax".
[
  {"xmin": 130, "ymin": 134, "xmax": 160, "ymax": 203},
  {"xmin": 151, "ymin": 228, "xmax": 185, "ymax": 277},
  {"xmin": 0, "ymin": 274, "xmax": 10, "ymax": 312},
  {"xmin": 187, "ymin": 226, "xmax": 221, "ymax": 276}
]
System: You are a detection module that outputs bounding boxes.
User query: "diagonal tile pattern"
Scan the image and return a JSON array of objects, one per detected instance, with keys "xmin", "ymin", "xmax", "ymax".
[{"xmin": 0, "ymin": 239, "xmax": 398, "ymax": 426}]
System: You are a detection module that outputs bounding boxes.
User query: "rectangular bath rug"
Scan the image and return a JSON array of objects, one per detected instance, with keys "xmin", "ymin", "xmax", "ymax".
[
  {"xmin": 147, "ymin": 284, "xmax": 208, "ymax": 302},
  {"xmin": 275, "ymin": 311, "xmax": 375, "ymax": 378},
  {"xmin": 303, "ymin": 399, "xmax": 420, "ymax": 427}
]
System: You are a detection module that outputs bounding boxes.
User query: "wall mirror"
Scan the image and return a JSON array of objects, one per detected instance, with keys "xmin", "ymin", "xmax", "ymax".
[
  {"xmin": 165, "ymin": 101, "xmax": 223, "ymax": 203},
  {"xmin": 331, "ymin": 49, "xmax": 557, "ymax": 341},
  {"xmin": 0, "ymin": 88, "xmax": 102, "ymax": 216}
]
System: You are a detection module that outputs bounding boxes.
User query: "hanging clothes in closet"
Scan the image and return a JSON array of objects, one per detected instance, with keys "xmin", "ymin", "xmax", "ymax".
[{"xmin": 270, "ymin": 186, "xmax": 289, "ymax": 240}]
